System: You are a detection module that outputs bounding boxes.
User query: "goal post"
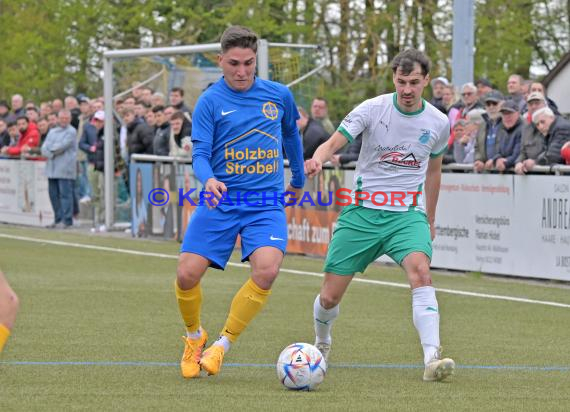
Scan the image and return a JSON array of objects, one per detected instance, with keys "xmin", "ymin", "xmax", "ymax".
[{"xmin": 102, "ymin": 40, "xmax": 324, "ymax": 229}]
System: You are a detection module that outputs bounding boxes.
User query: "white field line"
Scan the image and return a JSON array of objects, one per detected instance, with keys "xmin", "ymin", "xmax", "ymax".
[{"xmin": 1, "ymin": 233, "xmax": 569, "ymax": 309}]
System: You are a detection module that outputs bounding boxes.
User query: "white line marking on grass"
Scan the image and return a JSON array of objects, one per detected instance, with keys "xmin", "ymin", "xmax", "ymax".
[{"xmin": 2, "ymin": 233, "xmax": 570, "ymax": 309}]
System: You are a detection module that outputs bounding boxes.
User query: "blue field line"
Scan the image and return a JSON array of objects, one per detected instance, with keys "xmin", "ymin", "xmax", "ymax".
[{"xmin": 1, "ymin": 360, "xmax": 569, "ymax": 372}]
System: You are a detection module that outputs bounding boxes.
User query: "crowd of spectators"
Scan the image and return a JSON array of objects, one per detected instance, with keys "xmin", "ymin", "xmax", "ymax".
[
  {"xmin": 1, "ymin": 74, "xmax": 568, "ymax": 229},
  {"xmin": 431, "ymin": 75, "xmax": 570, "ymax": 170},
  {"xmin": 0, "ymin": 85, "xmax": 194, "ymax": 230}
]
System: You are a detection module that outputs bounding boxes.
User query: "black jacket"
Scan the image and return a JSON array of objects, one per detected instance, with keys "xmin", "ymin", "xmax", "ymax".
[
  {"xmin": 128, "ymin": 121, "xmax": 155, "ymax": 155},
  {"xmin": 493, "ymin": 118, "xmax": 523, "ymax": 168},
  {"xmin": 537, "ymin": 116, "xmax": 570, "ymax": 166},
  {"xmin": 302, "ymin": 118, "xmax": 330, "ymax": 160}
]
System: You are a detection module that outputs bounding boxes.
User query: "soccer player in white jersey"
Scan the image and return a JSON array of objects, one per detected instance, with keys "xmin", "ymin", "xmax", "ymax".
[{"xmin": 304, "ymin": 49, "xmax": 455, "ymax": 382}]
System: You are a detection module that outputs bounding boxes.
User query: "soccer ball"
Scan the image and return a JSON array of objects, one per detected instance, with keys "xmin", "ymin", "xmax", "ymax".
[{"xmin": 276, "ymin": 342, "xmax": 327, "ymax": 391}]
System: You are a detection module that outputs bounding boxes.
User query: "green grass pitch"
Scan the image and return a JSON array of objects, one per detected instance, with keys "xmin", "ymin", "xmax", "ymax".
[{"xmin": 1, "ymin": 225, "xmax": 569, "ymax": 411}]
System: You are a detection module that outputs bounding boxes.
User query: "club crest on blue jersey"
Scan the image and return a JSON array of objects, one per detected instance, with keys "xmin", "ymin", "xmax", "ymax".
[{"xmin": 262, "ymin": 102, "xmax": 278, "ymax": 120}]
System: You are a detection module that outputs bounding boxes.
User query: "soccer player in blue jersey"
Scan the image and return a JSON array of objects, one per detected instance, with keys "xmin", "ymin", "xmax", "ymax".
[{"xmin": 175, "ymin": 26, "xmax": 305, "ymax": 378}]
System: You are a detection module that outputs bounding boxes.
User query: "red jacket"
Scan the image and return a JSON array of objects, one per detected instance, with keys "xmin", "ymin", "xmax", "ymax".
[{"xmin": 6, "ymin": 122, "xmax": 40, "ymax": 156}]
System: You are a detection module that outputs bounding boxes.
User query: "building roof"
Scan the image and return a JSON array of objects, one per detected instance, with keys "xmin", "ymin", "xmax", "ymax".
[{"xmin": 543, "ymin": 51, "xmax": 570, "ymax": 87}]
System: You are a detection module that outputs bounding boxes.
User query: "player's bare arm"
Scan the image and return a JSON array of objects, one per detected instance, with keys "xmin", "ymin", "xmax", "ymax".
[
  {"xmin": 304, "ymin": 131, "xmax": 348, "ymax": 177},
  {"xmin": 424, "ymin": 155, "xmax": 443, "ymax": 240}
]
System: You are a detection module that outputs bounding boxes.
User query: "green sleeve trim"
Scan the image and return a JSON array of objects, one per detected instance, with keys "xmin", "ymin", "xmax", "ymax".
[
  {"xmin": 338, "ymin": 126, "xmax": 354, "ymax": 143},
  {"xmin": 430, "ymin": 145, "xmax": 447, "ymax": 158}
]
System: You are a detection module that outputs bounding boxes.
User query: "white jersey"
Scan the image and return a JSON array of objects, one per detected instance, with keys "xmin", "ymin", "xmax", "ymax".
[{"xmin": 338, "ymin": 93, "xmax": 449, "ymax": 212}]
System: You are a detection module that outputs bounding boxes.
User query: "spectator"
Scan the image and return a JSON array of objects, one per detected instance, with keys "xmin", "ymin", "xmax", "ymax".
[
  {"xmin": 522, "ymin": 79, "xmax": 532, "ymax": 99},
  {"xmin": 515, "ymin": 92, "xmax": 548, "ymax": 173},
  {"xmin": 331, "ymin": 134, "xmax": 362, "ymax": 166},
  {"xmin": 64, "ymin": 96, "xmax": 81, "ymax": 129},
  {"xmin": 79, "ymin": 110, "xmax": 104, "ymax": 209},
  {"xmin": 454, "ymin": 109, "xmax": 485, "ymax": 164},
  {"xmin": 40, "ymin": 109, "xmax": 77, "ymax": 229},
  {"xmin": 152, "ymin": 105, "xmax": 170, "ymax": 156},
  {"xmin": 92, "ymin": 98, "xmax": 104, "ymax": 113},
  {"xmin": 506, "ymin": 74, "xmax": 525, "ymax": 112},
  {"xmin": 442, "ymin": 122, "xmax": 462, "ymax": 165},
  {"xmin": 145, "ymin": 109, "xmax": 156, "ymax": 128},
  {"xmin": 532, "ymin": 108, "xmax": 570, "ymax": 166},
  {"xmin": 140, "ymin": 87, "xmax": 153, "ymax": 106},
  {"xmin": 493, "ymin": 101, "xmax": 523, "ymax": 172},
  {"xmin": 151, "ymin": 92, "xmax": 166, "ymax": 107},
  {"xmin": 39, "ymin": 102, "xmax": 52, "ymax": 118},
  {"xmin": 460, "ymin": 82, "xmax": 483, "ymax": 117},
  {"xmin": 25, "ymin": 107, "xmax": 39, "ymax": 124},
  {"xmin": 475, "ymin": 78, "xmax": 493, "ymax": 100},
  {"xmin": 169, "ymin": 111, "xmax": 192, "ymax": 158},
  {"xmin": 52, "ymin": 99, "xmax": 63, "ymax": 114},
  {"xmin": 90, "ymin": 110, "xmax": 125, "ymax": 231},
  {"xmin": 75, "ymin": 96, "xmax": 93, "ymax": 203},
  {"xmin": 527, "ymin": 82, "xmax": 559, "ymax": 115},
  {"xmin": 429, "ymin": 76, "xmax": 448, "ymax": 114},
  {"xmin": 473, "ymin": 90, "xmax": 504, "ymax": 172},
  {"xmin": 5, "ymin": 121, "xmax": 20, "ymax": 148},
  {"xmin": 1, "ymin": 116, "xmax": 40, "ymax": 157},
  {"xmin": 47, "ymin": 112, "xmax": 58, "ymax": 129},
  {"xmin": 134, "ymin": 101, "xmax": 149, "ymax": 122},
  {"xmin": 297, "ymin": 106, "xmax": 329, "ymax": 160},
  {"xmin": 127, "ymin": 108, "xmax": 155, "ymax": 155},
  {"xmin": 443, "ymin": 85, "xmax": 462, "ymax": 130},
  {"xmin": 169, "ymin": 87, "xmax": 192, "ymax": 118},
  {"xmin": 11, "ymin": 95, "xmax": 25, "ymax": 117},
  {"xmin": 442, "ymin": 84, "xmax": 457, "ymax": 110},
  {"xmin": 164, "ymin": 105, "xmax": 175, "ymax": 122},
  {"xmin": 0, "ymin": 119, "xmax": 9, "ymax": 149},
  {"xmin": 131, "ymin": 82, "xmax": 143, "ymax": 101},
  {"xmin": 123, "ymin": 96, "xmax": 136, "ymax": 111},
  {"xmin": 37, "ymin": 117, "xmax": 51, "ymax": 144},
  {"xmin": 0, "ymin": 101, "xmax": 12, "ymax": 122},
  {"xmin": 311, "ymin": 97, "xmax": 335, "ymax": 135},
  {"xmin": 23, "ymin": 116, "xmax": 51, "ymax": 157}
]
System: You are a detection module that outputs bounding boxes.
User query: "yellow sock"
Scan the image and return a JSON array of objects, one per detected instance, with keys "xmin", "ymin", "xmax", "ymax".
[
  {"xmin": 175, "ymin": 280, "xmax": 202, "ymax": 334},
  {"xmin": 221, "ymin": 278, "xmax": 271, "ymax": 343},
  {"xmin": 0, "ymin": 324, "xmax": 10, "ymax": 354}
]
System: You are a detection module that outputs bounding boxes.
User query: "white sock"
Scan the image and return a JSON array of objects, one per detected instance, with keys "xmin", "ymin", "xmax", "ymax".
[
  {"xmin": 212, "ymin": 335, "xmax": 231, "ymax": 353},
  {"xmin": 313, "ymin": 294, "xmax": 339, "ymax": 344},
  {"xmin": 186, "ymin": 328, "xmax": 202, "ymax": 340},
  {"xmin": 412, "ymin": 286, "xmax": 440, "ymax": 365}
]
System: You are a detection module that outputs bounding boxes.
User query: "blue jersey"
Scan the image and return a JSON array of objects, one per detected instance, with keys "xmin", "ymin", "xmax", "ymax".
[{"xmin": 191, "ymin": 77, "xmax": 304, "ymax": 206}]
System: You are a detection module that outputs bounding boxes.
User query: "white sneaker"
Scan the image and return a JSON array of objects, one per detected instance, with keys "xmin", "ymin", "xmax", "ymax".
[
  {"xmin": 423, "ymin": 348, "xmax": 455, "ymax": 382},
  {"xmin": 79, "ymin": 196, "xmax": 92, "ymax": 204},
  {"xmin": 98, "ymin": 225, "xmax": 107, "ymax": 232},
  {"xmin": 315, "ymin": 341, "xmax": 331, "ymax": 362}
]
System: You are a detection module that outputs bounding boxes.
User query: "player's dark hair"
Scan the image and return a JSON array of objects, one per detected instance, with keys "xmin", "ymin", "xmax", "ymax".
[
  {"xmin": 152, "ymin": 105, "xmax": 165, "ymax": 114},
  {"xmin": 220, "ymin": 26, "xmax": 258, "ymax": 53},
  {"xmin": 391, "ymin": 49, "xmax": 431, "ymax": 76}
]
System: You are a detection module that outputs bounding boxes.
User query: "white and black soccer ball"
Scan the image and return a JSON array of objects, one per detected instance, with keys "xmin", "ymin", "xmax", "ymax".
[{"xmin": 276, "ymin": 342, "xmax": 327, "ymax": 391}]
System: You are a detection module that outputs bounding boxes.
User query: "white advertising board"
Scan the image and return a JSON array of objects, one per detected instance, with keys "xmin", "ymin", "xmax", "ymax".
[{"xmin": 0, "ymin": 159, "xmax": 53, "ymax": 226}]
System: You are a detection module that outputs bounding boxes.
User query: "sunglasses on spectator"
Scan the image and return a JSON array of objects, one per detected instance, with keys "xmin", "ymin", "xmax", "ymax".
[{"xmin": 485, "ymin": 101, "xmax": 499, "ymax": 106}]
